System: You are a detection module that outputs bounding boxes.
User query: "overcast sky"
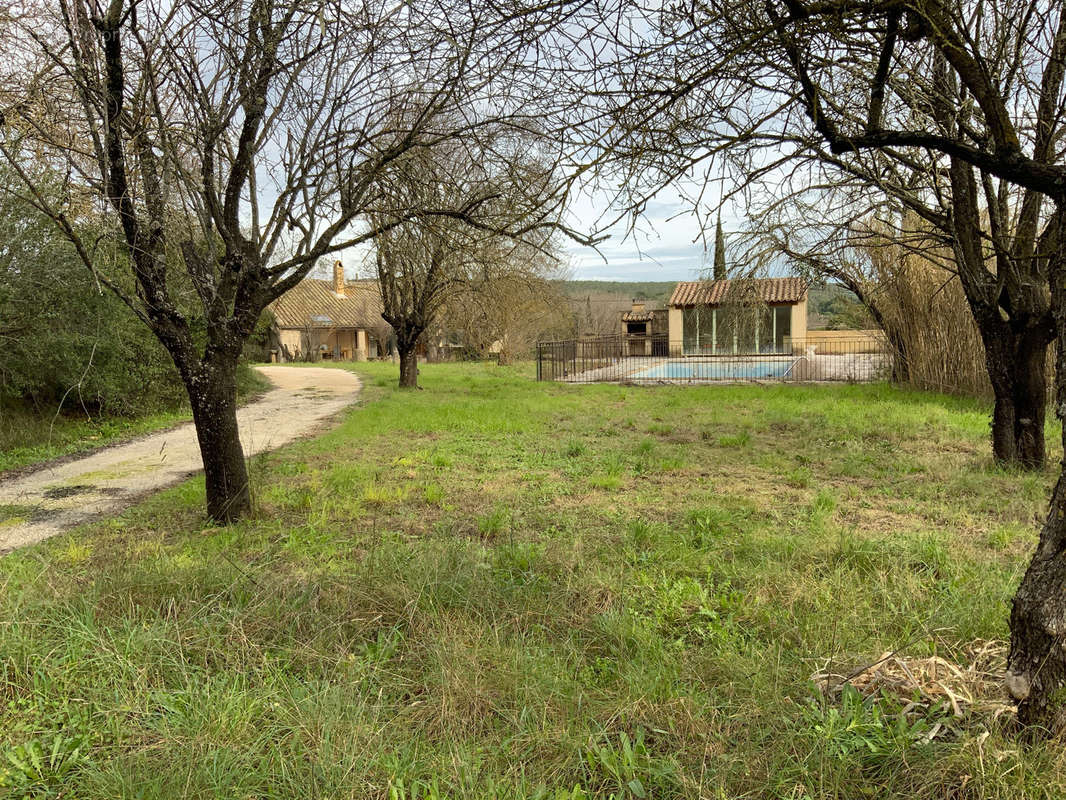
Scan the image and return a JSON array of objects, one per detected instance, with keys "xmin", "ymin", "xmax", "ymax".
[
  {"xmin": 563, "ymin": 187, "xmax": 735, "ymax": 282},
  {"xmin": 337, "ymin": 193, "xmax": 732, "ymax": 283},
  {"xmin": 334, "ymin": 181, "xmax": 744, "ymax": 284}
]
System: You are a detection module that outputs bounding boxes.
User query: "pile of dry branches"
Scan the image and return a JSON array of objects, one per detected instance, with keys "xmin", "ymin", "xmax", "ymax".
[{"xmin": 812, "ymin": 640, "xmax": 1014, "ymax": 740}]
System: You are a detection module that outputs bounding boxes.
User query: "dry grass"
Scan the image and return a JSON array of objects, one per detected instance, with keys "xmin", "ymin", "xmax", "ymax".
[{"xmin": 813, "ymin": 640, "xmax": 1014, "ymax": 737}]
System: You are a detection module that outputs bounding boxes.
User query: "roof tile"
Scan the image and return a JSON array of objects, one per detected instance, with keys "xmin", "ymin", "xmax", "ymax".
[
  {"xmin": 269, "ymin": 278, "xmax": 384, "ymax": 329},
  {"xmin": 668, "ymin": 277, "xmax": 807, "ymax": 307}
]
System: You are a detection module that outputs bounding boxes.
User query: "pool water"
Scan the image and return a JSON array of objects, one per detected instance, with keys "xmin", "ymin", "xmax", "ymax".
[{"xmin": 635, "ymin": 359, "xmax": 796, "ymax": 380}]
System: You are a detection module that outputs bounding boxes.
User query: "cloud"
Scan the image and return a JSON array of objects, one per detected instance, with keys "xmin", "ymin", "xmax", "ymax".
[{"xmin": 564, "ymin": 186, "xmax": 746, "ymax": 281}]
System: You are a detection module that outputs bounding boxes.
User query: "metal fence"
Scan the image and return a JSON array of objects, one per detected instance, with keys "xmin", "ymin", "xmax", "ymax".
[{"xmin": 535, "ymin": 333, "xmax": 891, "ymax": 384}]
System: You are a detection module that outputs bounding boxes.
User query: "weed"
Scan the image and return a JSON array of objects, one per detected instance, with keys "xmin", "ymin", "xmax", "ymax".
[
  {"xmin": 802, "ymin": 685, "xmax": 945, "ymax": 768},
  {"xmin": 565, "ymin": 440, "xmax": 587, "ymax": 458},
  {"xmin": 716, "ymin": 430, "xmax": 751, "ymax": 448},
  {"xmin": 478, "ymin": 506, "xmax": 510, "ymax": 538},
  {"xmin": 788, "ymin": 466, "xmax": 814, "ymax": 488},
  {"xmin": 583, "ymin": 731, "xmax": 682, "ymax": 798},
  {"xmin": 686, "ymin": 508, "xmax": 733, "ymax": 547},
  {"xmin": 362, "ymin": 484, "xmax": 410, "ymax": 506},
  {"xmin": 423, "ymin": 483, "xmax": 445, "ymax": 506}
]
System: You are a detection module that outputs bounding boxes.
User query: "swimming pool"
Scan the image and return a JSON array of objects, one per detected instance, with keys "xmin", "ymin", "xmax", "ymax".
[{"xmin": 634, "ymin": 359, "xmax": 797, "ymax": 381}]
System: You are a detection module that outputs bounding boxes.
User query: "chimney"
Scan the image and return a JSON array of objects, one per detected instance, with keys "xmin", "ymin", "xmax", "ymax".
[
  {"xmin": 333, "ymin": 260, "xmax": 346, "ymax": 297},
  {"xmin": 631, "ymin": 297, "xmax": 645, "ymax": 313}
]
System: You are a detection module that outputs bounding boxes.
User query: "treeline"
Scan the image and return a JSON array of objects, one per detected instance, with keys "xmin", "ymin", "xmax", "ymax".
[
  {"xmin": 555, "ymin": 280, "xmax": 677, "ymax": 304},
  {"xmin": 807, "ymin": 285, "xmax": 874, "ymax": 331}
]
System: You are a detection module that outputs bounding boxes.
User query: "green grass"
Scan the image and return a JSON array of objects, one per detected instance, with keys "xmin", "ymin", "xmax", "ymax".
[
  {"xmin": 0, "ymin": 364, "xmax": 272, "ymax": 474},
  {"xmin": 0, "ymin": 405, "xmax": 191, "ymax": 474},
  {"xmin": 1, "ymin": 361, "xmax": 1063, "ymax": 798}
]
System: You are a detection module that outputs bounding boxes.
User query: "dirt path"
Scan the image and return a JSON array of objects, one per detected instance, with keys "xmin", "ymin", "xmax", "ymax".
[{"xmin": 0, "ymin": 366, "xmax": 362, "ymax": 553}]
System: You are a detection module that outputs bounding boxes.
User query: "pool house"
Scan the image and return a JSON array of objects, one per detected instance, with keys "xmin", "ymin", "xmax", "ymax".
[{"xmin": 667, "ymin": 278, "xmax": 809, "ymax": 356}]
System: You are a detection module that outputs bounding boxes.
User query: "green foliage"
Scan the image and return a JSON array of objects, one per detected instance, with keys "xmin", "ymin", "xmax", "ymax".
[
  {"xmin": 2, "ymin": 733, "xmax": 90, "ymax": 796},
  {"xmin": 582, "ymin": 731, "xmax": 682, "ymax": 798},
  {"xmin": 478, "ymin": 505, "xmax": 511, "ymax": 537},
  {"xmin": 801, "ymin": 686, "xmax": 947, "ymax": 770},
  {"xmin": 716, "ymin": 430, "xmax": 751, "ymax": 447},
  {"xmin": 821, "ymin": 296, "xmax": 875, "ymax": 330},
  {"xmin": 808, "ymin": 283, "xmax": 874, "ymax": 330},
  {"xmin": 0, "ymin": 360, "xmax": 268, "ymax": 473},
  {"xmin": 1, "ymin": 694, "xmax": 96, "ymax": 796},
  {"xmin": 564, "ymin": 439, "xmax": 587, "ymax": 458},
  {"xmin": 686, "ymin": 508, "xmax": 733, "ymax": 547},
  {"xmin": 0, "ymin": 173, "xmax": 272, "ymax": 471},
  {"xmin": 387, "ymin": 777, "xmax": 453, "ymax": 800},
  {"xmin": 242, "ymin": 309, "xmax": 276, "ymax": 362},
  {"xmin": 0, "ymin": 186, "xmax": 183, "ymax": 416}
]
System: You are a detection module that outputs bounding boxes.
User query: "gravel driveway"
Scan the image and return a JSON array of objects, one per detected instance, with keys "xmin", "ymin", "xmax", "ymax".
[{"xmin": 0, "ymin": 366, "xmax": 362, "ymax": 553}]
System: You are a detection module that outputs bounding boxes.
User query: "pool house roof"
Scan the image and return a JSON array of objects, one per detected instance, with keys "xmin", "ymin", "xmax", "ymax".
[{"xmin": 669, "ymin": 278, "xmax": 808, "ymax": 308}]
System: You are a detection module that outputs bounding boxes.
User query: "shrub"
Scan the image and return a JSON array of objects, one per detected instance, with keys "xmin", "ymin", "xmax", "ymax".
[{"xmin": 0, "ymin": 188, "xmax": 184, "ymax": 416}]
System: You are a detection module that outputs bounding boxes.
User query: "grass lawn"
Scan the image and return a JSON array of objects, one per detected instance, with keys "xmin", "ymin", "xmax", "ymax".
[
  {"xmin": 0, "ymin": 366, "xmax": 272, "ymax": 474},
  {"xmin": 1, "ymin": 362, "xmax": 1063, "ymax": 798}
]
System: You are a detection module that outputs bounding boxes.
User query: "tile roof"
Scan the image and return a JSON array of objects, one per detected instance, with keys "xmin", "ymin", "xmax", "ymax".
[
  {"xmin": 621, "ymin": 310, "xmax": 657, "ymax": 322},
  {"xmin": 269, "ymin": 278, "xmax": 384, "ymax": 329},
  {"xmin": 668, "ymin": 277, "xmax": 808, "ymax": 307}
]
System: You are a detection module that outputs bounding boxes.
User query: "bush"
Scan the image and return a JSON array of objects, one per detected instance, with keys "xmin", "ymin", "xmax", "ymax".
[{"xmin": 0, "ymin": 186, "xmax": 184, "ymax": 416}]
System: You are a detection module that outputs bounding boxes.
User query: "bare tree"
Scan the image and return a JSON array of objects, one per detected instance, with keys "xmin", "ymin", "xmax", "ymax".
[
  {"xmin": 717, "ymin": 1, "xmax": 1066, "ymax": 730},
  {"xmin": 572, "ymin": 0, "xmax": 1064, "ymax": 468},
  {"xmin": 442, "ymin": 241, "xmax": 572, "ymax": 364},
  {"xmin": 0, "ymin": 0, "xmax": 573, "ymax": 520},
  {"xmin": 371, "ymin": 136, "xmax": 582, "ymax": 388},
  {"xmin": 752, "ymin": 161, "xmax": 1054, "ymax": 467},
  {"xmin": 771, "ymin": 206, "xmax": 993, "ymax": 392}
]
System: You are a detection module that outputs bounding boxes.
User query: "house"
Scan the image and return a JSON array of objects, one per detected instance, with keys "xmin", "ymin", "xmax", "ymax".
[
  {"xmin": 667, "ymin": 277, "xmax": 808, "ymax": 355},
  {"xmin": 619, "ymin": 298, "xmax": 669, "ymax": 356},
  {"xmin": 268, "ymin": 261, "xmax": 388, "ymax": 362}
]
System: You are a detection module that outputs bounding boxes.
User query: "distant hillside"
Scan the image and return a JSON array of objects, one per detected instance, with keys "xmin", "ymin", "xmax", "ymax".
[
  {"xmin": 807, "ymin": 283, "xmax": 874, "ymax": 330},
  {"xmin": 556, "ymin": 280, "xmax": 677, "ymax": 304}
]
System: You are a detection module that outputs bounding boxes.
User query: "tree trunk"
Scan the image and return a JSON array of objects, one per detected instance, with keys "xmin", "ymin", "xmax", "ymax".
[
  {"xmin": 398, "ymin": 346, "xmax": 419, "ymax": 389},
  {"xmin": 982, "ymin": 322, "xmax": 1049, "ymax": 469},
  {"xmin": 186, "ymin": 356, "xmax": 251, "ymax": 522},
  {"xmin": 1009, "ymin": 474, "xmax": 1066, "ymax": 733},
  {"xmin": 886, "ymin": 328, "xmax": 910, "ymax": 384},
  {"xmin": 1008, "ymin": 238, "xmax": 1066, "ymax": 734},
  {"xmin": 986, "ymin": 331, "xmax": 1020, "ymax": 465},
  {"xmin": 1012, "ymin": 330, "xmax": 1049, "ymax": 470}
]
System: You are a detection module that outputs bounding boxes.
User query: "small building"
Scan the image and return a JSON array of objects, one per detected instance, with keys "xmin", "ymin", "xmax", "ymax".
[
  {"xmin": 667, "ymin": 277, "xmax": 808, "ymax": 355},
  {"xmin": 268, "ymin": 261, "xmax": 388, "ymax": 362},
  {"xmin": 619, "ymin": 298, "xmax": 669, "ymax": 356}
]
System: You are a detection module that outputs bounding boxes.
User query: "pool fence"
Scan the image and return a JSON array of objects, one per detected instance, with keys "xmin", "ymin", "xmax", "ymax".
[{"xmin": 535, "ymin": 333, "xmax": 891, "ymax": 384}]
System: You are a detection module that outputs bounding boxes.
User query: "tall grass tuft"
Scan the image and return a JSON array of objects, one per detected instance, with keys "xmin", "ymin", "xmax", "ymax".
[{"xmin": 871, "ymin": 243, "xmax": 992, "ymax": 398}]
